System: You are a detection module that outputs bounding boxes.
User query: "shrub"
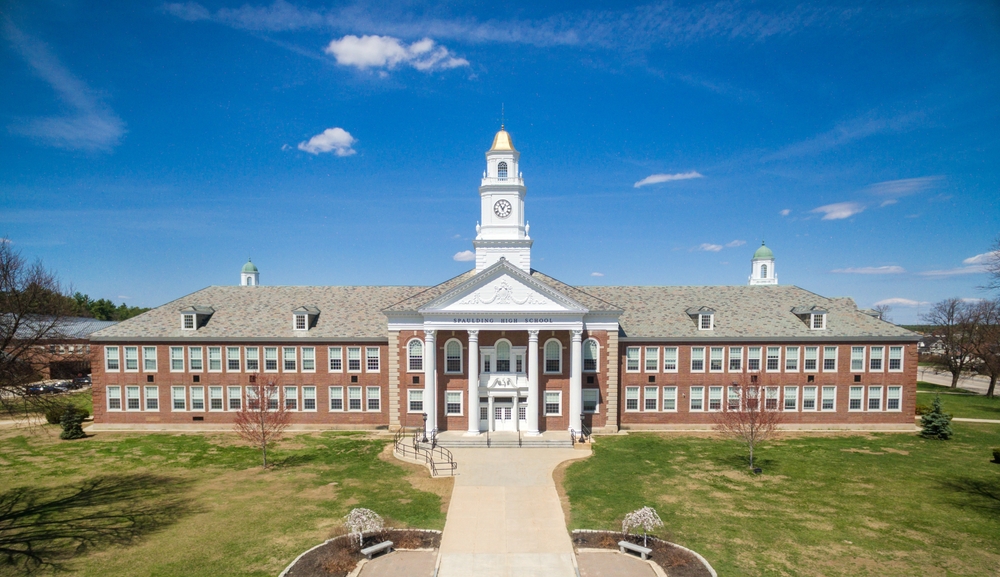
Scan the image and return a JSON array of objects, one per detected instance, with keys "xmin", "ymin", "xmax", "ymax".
[
  {"xmin": 45, "ymin": 405, "xmax": 89, "ymax": 425},
  {"xmin": 915, "ymin": 403, "xmax": 931, "ymax": 416},
  {"xmin": 59, "ymin": 406, "xmax": 86, "ymax": 440},
  {"xmin": 920, "ymin": 395, "xmax": 953, "ymax": 440},
  {"xmin": 992, "ymin": 448, "xmax": 1000, "ymax": 463}
]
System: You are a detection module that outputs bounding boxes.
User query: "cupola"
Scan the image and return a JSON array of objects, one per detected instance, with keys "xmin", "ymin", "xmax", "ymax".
[
  {"xmin": 749, "ymin": 241, "xmax": 777, "ymax": 285},
  {"xmin": 241, "ymin": 259, "xmax": 260, "ymax": 286}
]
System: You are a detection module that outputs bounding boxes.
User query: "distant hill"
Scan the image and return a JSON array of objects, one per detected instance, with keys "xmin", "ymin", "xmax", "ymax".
[{"xmin": 901, "ymin": 325, "xmax": 936, "ymax": 334}]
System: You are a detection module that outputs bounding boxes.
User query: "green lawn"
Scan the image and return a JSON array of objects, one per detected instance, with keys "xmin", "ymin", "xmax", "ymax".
[
  {"xmin": 0, "ymin": 427, "xmax": 449, "ymax": 577},
  {"xmin": 918, "ymin": 381, "xmax": 1000, "ymax": 420},
  {"xmin": 565, "ymin": 425, "xmax": 1000, "ymax": 577}
]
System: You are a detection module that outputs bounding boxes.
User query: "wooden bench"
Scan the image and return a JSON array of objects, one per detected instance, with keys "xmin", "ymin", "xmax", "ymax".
[
  {"xmin": 619, "ymin": 540, "xmax": 652, "ymax": 560},
  {"xmin": 360, "ymin": 540, "xmax": 393, "ymax": 559}
]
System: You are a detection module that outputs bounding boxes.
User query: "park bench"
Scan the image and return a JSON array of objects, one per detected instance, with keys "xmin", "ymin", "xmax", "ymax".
[
  {"xmin": 360, "ymin": 540, "xmax": 393, "ymax": 559},
  {"xmin": 618, "ymin": 540, "xmax": 652, "ymax": 560}
]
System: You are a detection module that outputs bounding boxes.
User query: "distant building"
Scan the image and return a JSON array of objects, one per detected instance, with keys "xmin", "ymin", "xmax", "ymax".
[{"xmin": 16, "ymin": 316, "xmax": 118, "ymax": 379}]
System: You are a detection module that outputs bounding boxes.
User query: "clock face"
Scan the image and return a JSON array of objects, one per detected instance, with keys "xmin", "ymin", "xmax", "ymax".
[{"xmin": 493, "ymin": 199, "xmax": 512, "ymax": 218}]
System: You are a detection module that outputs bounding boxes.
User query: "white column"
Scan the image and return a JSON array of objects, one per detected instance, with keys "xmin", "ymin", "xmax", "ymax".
[
  {"xmin": 527, "ymin": 329, "xmax": 540, "ymax": 435},
  {"xmin": 466, "ymin": 330, "xmax": 480, "ymax": 434},
  {"xmin": 569, "ymin": 329, "xmax": 583, "ymax": 432},
  {"xmin": 423, "ymin": 330, "xmax": 436, "ymax": 435}
]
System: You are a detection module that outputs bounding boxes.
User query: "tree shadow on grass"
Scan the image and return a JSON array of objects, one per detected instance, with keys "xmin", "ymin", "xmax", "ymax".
[
  {"xmin": 713, "ymin": 453, "xmax": 779, "ymax": 473},
  {"xmin": 0, "ymin": 474, "xmax": 193, "ymax": 574},
  {"xmin": 939, "ymin": 476, "xmax": 1000, "ymax": 515},
  {"xmin": 271, "ymin": 452, "xmax": 319, "ymax": 469}
]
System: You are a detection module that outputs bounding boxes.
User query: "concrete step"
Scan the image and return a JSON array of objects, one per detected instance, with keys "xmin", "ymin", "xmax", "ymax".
[{"xmin": 433, "ymin": 437, "xmax": 574, "ymax": 449}]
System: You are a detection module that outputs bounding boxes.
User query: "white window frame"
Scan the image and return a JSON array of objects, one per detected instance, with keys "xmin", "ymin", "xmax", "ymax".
[
  {"xmin": 208, "ymin": 346, "xmax": 222, "ymax": 372},
  {"xmin": 765, "ymin": 346, "xmax": 781, "ymax": 372},
  {"xmin": 823, "ymin": 346, "xmax": 838, "ymax": 372},
  {"xmin": 583, "ymin": 388, "xmax": 600, "ymax": 413},
  {"xmin": 803, "ymin": 346, "xmax": 818, "ymax": 372},
  {"xmin": 226, "ymin": 347, "xmax": 241, "ymax": 372},
  {"xmin": 583, "ymin": 339, "xmax": 600, "ymax": 372},
  {"xmin": 663, "ymin": 347, "xmax": 678, "ymax": 372},
  {"xmin": 329, "ymin": 386, "xmax": 344, "ymax": 411},
  {"xmin": 444, "ymin": 339, "xmax": 463, "ymax": 374},
  {"xmin": 124, "ymin": 346, "xmax": 139, "ymax": 372},
  {"xmin": 445, "ymin": 390, "xmax": 463, "ymax": 416},
  {"xmin": 347, "ymin": 386, "xmax": 363, "ymax": 411},
  {"xmin": 802, "ymin": 386, "xmax": 817, "ymax": 411},
  {"xmin": 851, "ymin": 346, "xmax": 866, "ymax": 372},
  {"xmin": 625, "ymin": 347, "xmax": 640, "ymax": 373},
  {"xmin": 293, "ymin": 313, "xmax": 307, "ymax": 331},
  {"xmin": 624, "ymin": 386, "xmax": 640, "ymax": 412},
  {"xmin": 645, "ymin": 347, "xmax": 659, "ymax": 373},
  {"xmin": 302, "ymin": 347, "xmax": 316, "ymax": 372},
  {"xmin": 245, "ymin": 347, "xmax": 259, "ymax": 372},
  {"xmin": 728, "ymin": 347, "xmax": 743, "ymax": 372},
  {"xmin": 366, "ymin": 347, "xmax": 380, "ymax": 373},
  {"xmin": 699, "ymin": 313, "xmax": 713, "ymax": 330},
  {"xmin": 228, "ymin": 386, "xmax": 242, "ymax": 410},
  {"xmin": 107, "ymin": 386, "xmax": 122, "ymax": 410},
  {"xmin": 347, "ymin": 347, "xmax": 362, "ymax": 373},
  {"xmin": 811, "ymin": 313, "xmax": 826, "ymax": 330},
  {"xmin": 662, "ymin": 386, "xmax": 677, "ymax": 412},
  {"xmin": 747, "ymin": 347, "xmax": 761, "ymax": 372},
  {"xmin": 821, "ymin": 386, "xmax": 836, "ymax": 411},
  {"xmin": 408, "ymin": 389, "xmax": 424, "ymax": 413},
  {"xmin": 783, "ymin": 386, "xmax": 798, "ymax": 411},
  {"xmin": 544, "ymin": 391, "xmax": 562, "ymax": 416},
  {"xmin": 143, "ymin": 346, "xmax": 157, "ymax": 372},
  {"xmin": 190, "ymin": 386, "xmax": 205, "ymax": 411},
  {"xmin": 264, "ymin": 347, "xmax": 278, "ymax": 372},
  {"xmin": 188, "ymin": 347, "xmax": 203, "ymax": 372},
  {"xmin": 144, "ymin": 386, "xmax": 159, "ymax": 411},
  {"xmin": 171, "ymin": 386, "xmax": 186, "ymax": 411},
  {"xmin": 785, "ymin": 346, "xmax": 799, "ymax": 372},
  {"xmin": 366, "ymin": 386, "xmax": 381, "ymax": 411},
  {"xmin": 869, "ymin": 346, "xmax": 884, "ymax": 372},
  {"xmin": 182, "ymin": 314, "xmax": 195, "ymax": 330},
  {"xmin": 104, "ymin": 346, "xmax": 120, "ymax": 372},
  {"xmin": 644, "ymin": 386, "xmax": 659, "ymax": 411},
  {"xmin": 727, "ymin": 386, "xmax": 741, "ymax": 411},
  {"xmin": 328, "ymin": 346, "xmax": 343, "ymax": 372},
  {"xmin": 543, "ymin": 339, "xmax": 563, "ymax": 374},
  {"xmin": 690, "ymin": 347, "xmax": 705, "ymax": 373},
  {"xmin": 407, "ymin": 338, "xmax": 424, "ymax": 372},
  {"xmin": 868, "ymin": 386, "xmax": 883, "ymax": 411},
  {"xmin": 209, "ymin": 386, "xmax": 224, "ymax": 411},
  {"xmin": 708, "ymin": 386, "xmax": 723, "ymax": 412},
  {"xmin": 848, "ymin": 386, "xmax": 864, "ymax": 411},
  {"xmin": 887, "ymin": 386, "xmax": 902, "ymax": 411},
  {"xmin": 283, "ymin": 347, "xmax": 297, "ymax": 372},
  {"xmin": 284, "ymin": 386, "xmax": 298, "ymax": 411},
  {"xmin": 690, "ymin": 386, "xmax": 704, "ymax": 411},
  {"xmin": 169, "ymin": 346, "xmax": 184, "ymax": 372},
  {"xmin": 709, "ymin": 347, "xmax": 724, "ymax": 373},
  {"xmin": 302, "ymin": 386, "xmax": 317, "ymax": 411},
  {"xmin": 764, "ymin": 386, "xmax": 779, "ymax": 411},
  {"xmin": 888, "ymin": 346, "xmax": 904, "ymax": 372},
  {"xmin": 125, "ymin": 385, "xmax": 141, "ymax": 411}
]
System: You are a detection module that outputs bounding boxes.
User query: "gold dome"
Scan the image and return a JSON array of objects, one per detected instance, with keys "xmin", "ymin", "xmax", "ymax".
[{"xmin": 489, "ymin": 126, "xmax": 516, "ymax": 152}]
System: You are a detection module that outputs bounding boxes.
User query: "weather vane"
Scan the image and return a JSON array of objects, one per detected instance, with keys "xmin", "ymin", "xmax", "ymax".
[{"xmin": 501, "ymin": 103, "xmax": 505, "ymax": 129}]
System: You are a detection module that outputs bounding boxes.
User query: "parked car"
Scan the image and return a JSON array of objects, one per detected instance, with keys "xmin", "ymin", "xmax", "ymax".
[
  {"xmin": 27, "ymin": 384, "xmax": 59, "ymax": 395},
  {"xmin": 71, "ymin": 376, "xmax": 91, "ymax": 389},
  {"xmin": 51, "ymin": 381, "xmax": 73, "ymax": 393}
]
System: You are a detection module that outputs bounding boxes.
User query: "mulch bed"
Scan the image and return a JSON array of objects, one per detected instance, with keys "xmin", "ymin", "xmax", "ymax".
[
  {"xmin": 572, "ymin": 530, "xmax": 714, "ymax": 577},
  {"xmin": 284, "ymin": 529, "xmax": 441, "ymax": 577}
]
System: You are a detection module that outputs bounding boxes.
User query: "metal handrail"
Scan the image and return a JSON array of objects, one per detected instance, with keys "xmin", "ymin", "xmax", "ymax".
[
  {"xmin": 518, "ymin": 429, "xmax": 522, "ymax": 448},
  {"xmin": 394, "ymin": 426, "xmax": 457, "ymax": 476},
  {"xmin": 486, "ymin": 428, "xmax": 491, "ymax": 448}
]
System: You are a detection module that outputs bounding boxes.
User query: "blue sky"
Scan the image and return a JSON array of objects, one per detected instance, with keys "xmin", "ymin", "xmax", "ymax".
[{"xmin": 2, "ymin": 0, "xmax": 998, "ymax": 324}]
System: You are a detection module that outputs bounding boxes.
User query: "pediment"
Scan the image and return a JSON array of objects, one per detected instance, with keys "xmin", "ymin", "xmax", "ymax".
[{"xmin": 419, "ymin": 260, "xmax": 587, "ymax": 314}]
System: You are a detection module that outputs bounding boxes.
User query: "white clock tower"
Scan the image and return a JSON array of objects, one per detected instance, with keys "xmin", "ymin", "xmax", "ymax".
[{"xmin": 474, "ymin": 126, "xmax": 532, "ymax": 273}]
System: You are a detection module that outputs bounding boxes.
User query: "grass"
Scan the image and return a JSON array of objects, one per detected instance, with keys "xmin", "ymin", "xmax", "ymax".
[
  {"xmin": 918, "ymin": 381, "xmax": 1000, "ymax": 420},
  {"xmin": 564, "ymin": 425, "xmax": 1000, "ymax": 577},
  {"xmin": 0, "ymin": 426, "xmax": 449, "ymax": 577}
]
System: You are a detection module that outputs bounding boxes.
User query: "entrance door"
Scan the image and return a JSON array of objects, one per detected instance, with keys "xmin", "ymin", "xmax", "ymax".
[{"xmin": 493, "ymin": 398, "xmax": 516, "ymax": 431}]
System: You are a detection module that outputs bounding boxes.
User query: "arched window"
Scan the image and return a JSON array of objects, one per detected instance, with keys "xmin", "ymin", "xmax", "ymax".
[
  {"xmin": 497, "ymin": 161, "xmax": 508, "ymax": 180},
  {"xmin": 246, "ymin": 277, "xmax": 253, "ymax": 286},
  {"xmin": 408, "ymin": 339, "xmax": 423, "ymax": 372},
  {"xmin": 445, "ymin": 339, "xmax": 462, "ymax": 373},
  {"xmin": 760, "ymin": 264, "xmax": 768, "ymax": 279},
  {"xmin": 496, "ymin": 340, "xmax": 511, "ymax": 372},
  {"xmin": 583, "ymin": 339, "xmax": 599, "ymax": 372},
  {"xmin": 544, "ymin": 339, "xmax": 562, "ymax": 374}
]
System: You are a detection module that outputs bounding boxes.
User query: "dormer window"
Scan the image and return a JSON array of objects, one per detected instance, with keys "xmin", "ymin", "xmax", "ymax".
[
  {"xmin": 179, "ymin": 306, "xmax": 214, "ymax": 330},
  {"xmin": 294, "ymin": 314, "xmax": 307, "ymax": 331},
  {"xmin": 811, "ymin": 313, "xmax": 826, "ymax": 330},
  {"xmin": 182, "ymin": 314, "xmax": 195, "ymax": 330},
  {"xmin": 700, "ymin": 314, "xmax": 713, "ymax": 330},
  {"xmin": 291, "ymin": 306, "xmax": 320, "ymax": 331},
  {"xmin": 686, "ymin": 306, "xmax": 716, "ymax": 331},
  {"xmin": 792, "ymin": 306, "xmax": 827, "ymax": 330}
]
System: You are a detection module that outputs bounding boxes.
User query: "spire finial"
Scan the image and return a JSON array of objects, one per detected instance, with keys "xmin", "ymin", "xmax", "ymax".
[{"xmin": 501, "ymin": 103, "xmax": 504, "ymax": 130}]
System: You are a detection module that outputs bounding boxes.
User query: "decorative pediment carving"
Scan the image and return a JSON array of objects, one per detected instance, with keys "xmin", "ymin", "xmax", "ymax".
[{"xmin": 458, "ymin": 280, "xmax": 549, "ymax": 306}]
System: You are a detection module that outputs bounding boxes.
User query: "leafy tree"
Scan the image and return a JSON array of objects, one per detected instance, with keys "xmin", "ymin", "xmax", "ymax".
[
  {"xmin": 920, "ymin": 395, "xmax": 953, "ymax": 440},
  {"xmin": 622, "ymin": 506, "xmax": 663, "ymax": 547},
  {"xmin": 344, "ymin": 508, "xmax": 384, "ymax": 548}
]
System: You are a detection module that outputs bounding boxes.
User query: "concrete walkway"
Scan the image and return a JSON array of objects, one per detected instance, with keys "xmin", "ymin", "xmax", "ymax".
[{"xmin": 437, "ymin": 446, "xmax": 590, "ymax": 577}]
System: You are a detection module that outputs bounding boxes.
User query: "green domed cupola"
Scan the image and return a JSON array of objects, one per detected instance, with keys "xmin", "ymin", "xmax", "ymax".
[
  {"xmin": 752, "ymin": 241, "xmax": 774, "ymax": 260},
  {"xmin": 242, "ymin": 259, "xmax": 259, "ymax": 273},
  {"xmin": 749, "ymin": 242, "xmax": 777, "ymax": 285},
  {"xmin": 241, "ymin": 259, "xmax": 260, "ymax": 286}
]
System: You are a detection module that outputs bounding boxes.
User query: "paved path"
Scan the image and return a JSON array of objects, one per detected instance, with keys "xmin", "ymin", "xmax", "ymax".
[
  {"xmin": 918, "ymin": 367, "xmax": 994, "ymax": 395},
  {"xmin": 437, "ymin": 446, "xmax": 590, "ymax": 577},
  {"xmin": 358, "ymin": 551, "xmax": 435, "ymax": 577},
  {"xmin": 577, "ymin": 551, "xmax": 658, "ymax": 577}
]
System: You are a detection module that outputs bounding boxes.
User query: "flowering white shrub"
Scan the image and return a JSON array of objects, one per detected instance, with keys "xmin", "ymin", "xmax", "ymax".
[
  {"xmin": 622, "ymin": 506, "xmax": 664, "ymax": 547},
  {"xmin": 344, "ymin": 508, "xmax": 384, "ymax": 547}
]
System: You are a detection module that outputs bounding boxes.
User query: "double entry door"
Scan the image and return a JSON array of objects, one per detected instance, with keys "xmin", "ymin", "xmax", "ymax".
[{"xmin": 480, "ymin": 396, "xmax": 527, "ymax": 432}]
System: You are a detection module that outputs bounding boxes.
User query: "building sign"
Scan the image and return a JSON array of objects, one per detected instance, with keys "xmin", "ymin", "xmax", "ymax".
[{"xmin": 450, "ymin": 317, "xmax": 556, "ymax": 325}]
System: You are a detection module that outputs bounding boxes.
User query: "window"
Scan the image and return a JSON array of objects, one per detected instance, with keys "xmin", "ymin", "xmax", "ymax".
[
  {"xmin": 209, "ymin": 386, "xmax": 223, "ymax": 410},
  {"xmin": 544, "ymin": 340, "xmax": 562, "ymax": 373},
  {"xmin": 708, "ymin": 386, "xmax": 723, "ymax": 411},
  {"xmin": 446, "ymin": 391, "xmax": 462, "ymax": 415},
  {"xmin": 662, "ymin": 387, "xmax": 677, "ymax": 411},
  {"xmin": 228, "ymin": 386, "xmax": 242, "ymax": 410},
  {"xmin": 191, "ymin": 387, "xmax": 204, "ymax": 411},
  {"xmin": 690, "ymin": 386, "xmax": 704, "ymax": 411},
  {"xmin": 172, "ymin": 386, "xmax": 185, "ymax": 410},
  {"xmin": 765, "ymin": 387, "xmax": 779, "ymax": 410},
  {"xmin": 329, "ymin": 387, "xmax": 344, "ymax": 411},
  {"xmin": 644, "ymin": 386, "xmax": 658, "ymax": 411},
  {"xmin": 329, "ymin": 347, "xmax": 343, "ymax": 372},
  {"xmin": 545, "ymin": 391, "xmax": 561, "ymax": 415},
  {"xmin": 625, "ymin": 387, "xmax": 639, "ymax": 411},
  {"xmin": 264, "ymin": 347, "xmax": 278, "ymax": 372},
  {"xmin": 516, "ymin": 353, "xmax": 523, "ymax": 373},
  {"xmin": 823, "ymin": 346, "xmax": 838, "ymax": 372},
  {"xmin": 870, "ymin": 346, "xmax": 884, "ymax": 371},
  {"xmin": 645, "ymin": 347, "xmax": 659, "ymax": 372},
  {"xmin": 625, "ymin": 347, "xmax": 640, "ymax": 372},
  {"xmin": 497, "ymin": 160, "xmax": 508, "ymax": 180},
  {"xmin": 583, "ymin": 389, "xmax": 599, "ymax": 412},
  {"xmin": 182, "ymin": 314, "xmax": 195, "ymax": 330},
  {"xmin": 729, "ymin": 347, "xmax": 743, "ymax": 372},
  {"xmin": 124, "ymin": 347, "xmax": 138, "ymax": 371},
  {"xmin": 408, "ymin": 339, "xmax": 424, "ymax": 371},
  {"xmin": 347, "ymin": 347, "xmax": 362, "ymax": 372},
  {"xmin": 126, "ymin": 386, "xmax": 140, "ymax": 410},
  {"xmin": 888, "ymin": 346, "xmax": 903, "ymax": 372},
  {"xmin": 227, "ymin": 347, "xmax": 240, "ymax": 371},
  {"xmin": 348, "ymin": 386, "xmax": 362, "ymax": 410},
  {"xmin": 366, "ymin": 347, "xmax": 380, "ymax": 372},
  {"xmin": 691, "ymin": 347, "xmax": 705, "ymax": 372},
  {"xmin": 760, "ymin": 264, "xmax": 768, "ymax": 278},
  {"xmin": 851, "ymin": 347, "xmax": 865, "ymax": 372},
  {"xmin": 849, "ymin": 386, "xmax": 863, "ymax": 410},
  {"xmin": 804, "ymin": 347, "xmax": 818, "ymax": 372},
  {"xmin": 710, "ymin": 347, "xmax": 724, "ymax": 372},
  {"xmin": 208, "ymin": 347, "xmax": 222, "ymax": 372},
  {"xmin": 302, "ymin": 386, "xmax": 316, "ymax": 410},
  {"xmin": 189, "ymin": 347, "xmax": 203, "ymax": 371},
  {"xmin": 747, "ymin": 347, "xmax": 761, "ymax": 371},
  {"xmin": 284, "ymin": 386, "xmax": 298, "ymax": 410},
  {"xmin": 283, "ymin": 347, "xmax": 297, "ymax": 372},
  {"xmin": 802, "ymin": 386, "xmax": 817, "ymax": 411},
  {"xmin": 766, "ymin": 347, "xmax": 780, "ymax": 372},
  {"xmin": 785, "ymin": 347, "xmax": 799, "ymax": 372},
  {"xmin": 445, "ymin": 340, "xmax": 462, "ymax": 373},
  {"xmin": 868, "ymin": 386, "xmax": 882, "ymax": 411},
  {"xmin": 302, "ymin": 347, "xmax": 315, "ymax": 372},
  {"xmin": 497, "ymin": 341, "xmax": 511, "ymax": 372},
  {"xmin": 887, "ymin": 386, "xmax": 901, "ymax": 411},
  {"xmin": 105, "ymin": 346, "xmax": 120, "ymax": 371},
  {"xmin": 107, "ymin": 386, "xmax": 122, "ymax": 410},
  {"xmin": 811, "ymin": 313, "xmax": 826, "ymax": 330},
  {"xmin": 821, "ymin": 386, "xmax": 836, "ymax": 411},
  {"xmin": 143, "ymin": 346, "xmax": 157, "ymax": 371},
  {"xmin": 246, "ymin": 387, "xmax": 260, "ymax": 410},
  {"xmin": 728, "ymin": 386, "xmax": 741, "ymax": 411},
  {"xmin": 267, "ymin": 388, "xmax": 279, "ymax": 411},
  {"xmin": 145, "ymin": 386, "xmax": 158, "ymax": 410},
  {"xmin": 408, "ymin": 389, "xmax": 424, "ymax": 413},
  {"xmin": 482, "ymin": 353, "xmax": 491, "ymax": 373},
  {"xmin": 294, "ymin": 314, "xmax": 307, "ymax": 331},
  {"xmin": 245, "ymin": 347, "xmax": 259, "ymax": 372},
  {"xmin": 367, "ymin": 387, "xmax": 381, "ymax": 411},
  {"xmin": 583, "ymin": 339, "xmax": 599, "ymax": 372},
  {"xmin": 699, "ymin": 313, "xmax": 713, "ymax": 330},
  {"xmin": 784, "ymin": 387, "xmax": 798, "ymax": 411},
  {"xmin": 663, "ymin": 347, "xmax": 678, "ymax": 372}
]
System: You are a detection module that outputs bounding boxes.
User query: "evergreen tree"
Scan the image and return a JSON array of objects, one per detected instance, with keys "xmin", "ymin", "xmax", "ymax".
[
  {"xmin": 920, "ymin": 394, "xmax": 953, "ymax": 440},
  {"xmin": 59, "ymin": 406, "xmax": 86, "ymax": 440}
]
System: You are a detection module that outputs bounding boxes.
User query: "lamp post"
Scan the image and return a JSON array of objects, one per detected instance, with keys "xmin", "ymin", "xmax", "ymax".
[
  {"xmin": 579, "ymin": 413, "xmax": 586, "ymax": 443},
  {"xmin": 421, "ymin": 413, "xmax": 428, "ymax": 443}
]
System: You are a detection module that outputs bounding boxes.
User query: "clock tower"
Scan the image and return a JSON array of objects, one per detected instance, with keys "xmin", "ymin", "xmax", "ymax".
[{"xmin": 474, "ymin": 126, "xmax": 532, "ymax": 273}]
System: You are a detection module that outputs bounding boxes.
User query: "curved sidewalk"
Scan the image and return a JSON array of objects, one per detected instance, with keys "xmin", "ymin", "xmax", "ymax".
[{"xmin": 437, "ymin": 446, "xmax": 590, "ymax": 577}]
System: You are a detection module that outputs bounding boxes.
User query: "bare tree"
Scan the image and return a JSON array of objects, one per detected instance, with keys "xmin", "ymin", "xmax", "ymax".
[
  {"xmin": 981, "ymin": 235, "xmax": 1000, "ymax": 293},
  {"xmin": 233, "ymin": 375, "xmax": 290, "ymax": 468},
  {"xmin": 921, "ymin": 298, "xmax": 978, "ymax": 388},
  {"xmin": 970, "ymin": 299, "xmax": 1000, "ymax": 398},
  {"xmin": 873, "ymin": 304, "xmax": 892, "ymax": 323},
  {"xmin": 0, "ymin": 239, "xmax": 75, "ymax": 417},
  {"xmin": 713, "ymin": 372, "xmax": 783, "ymax": 470}
]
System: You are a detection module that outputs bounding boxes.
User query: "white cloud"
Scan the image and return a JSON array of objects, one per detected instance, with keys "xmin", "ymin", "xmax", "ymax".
[
  {"xmin": 831, "ymin": 266, "xmax": 905, "ymax": 274},
  {"xmin": 725, "ymin": 240, "xmax": 746, "ymax": 248},
  {"xmin": 879, "ymin": 199, "xmax": 897, "ymax": 207},
  {"xmin": 866, "ymin": 176, "xmax": 943, "ymax": 198},
  {"xmin": 874, "ymin": 298, "xmax": 930, "ymax": 307},
  {"xmin": 811, "ymin": 201, "xmax": 864, "ymax": 220},
  {"xmin": 962, "ymin": 298, "xmax": 985, "ymax": 304},
  {"xmin": 779, "ymin": 209, "xmax": 791, "ymax": 216},
  {"xmin": 590, "ymin": 272, "xmax": 604, "ymax": 277},
  {"xmin": 698, "ymin": 243, "xmax": 723, "ymax": 252},
  {"xmin": 298, "ymin": 127, "xmax": 357, "ymax": 156},
  {"xmin": 918, "ymin": 266, "xmax": 987, "ymax": 277},
  {"xmin": 634, "ymin": 171, "xmax": 703, "ymax": 188},
  {"xmin": 324, "ymin": 35, "xmax": 468, "ymax": 72},
  {"xmin": 117, "ymin": 295, "xmax": 131, "ymax": 300},
  {"xmin": 765, "ymin": 112, "xmax": 923, "ymax": 161},
  {"xmin": 963, "ymin": 250, "xmax": 1000, "ymax": 265},
  {"xmin": 453, "ymin": 250, "xmax": 475, "ymax": 262}
]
